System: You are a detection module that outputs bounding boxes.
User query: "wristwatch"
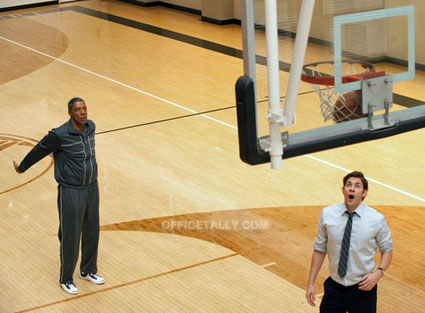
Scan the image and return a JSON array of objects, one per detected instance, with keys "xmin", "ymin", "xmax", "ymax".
[{"xmin": 377, "ymin": 267, "xmax": 385, "ymax": 275}]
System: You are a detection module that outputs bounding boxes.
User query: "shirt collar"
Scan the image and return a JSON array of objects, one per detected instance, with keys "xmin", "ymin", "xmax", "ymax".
[{"xmin": 339, "ymin": 202, "xmax": 365, "ymax": 218}]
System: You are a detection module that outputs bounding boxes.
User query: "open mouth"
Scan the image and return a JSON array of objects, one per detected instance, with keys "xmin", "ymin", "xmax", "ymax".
[{"xmin": 348, "ymin": 195, "xmax": 355, "ymax": 200}]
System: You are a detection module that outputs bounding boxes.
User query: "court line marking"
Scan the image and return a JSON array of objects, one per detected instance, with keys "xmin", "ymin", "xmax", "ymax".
[
  {"xmin": 96, "ymin": 105, "xmax": 236, "ymax": 135},
  {"xmin": 306, "ymin": 155, "xmax": 425, "ymax": 203},
  {"xmin": 16, "ymin": 253, "xmax": 238, "ymax": 313},
  {"xmin": 0, "ymin": 133, "xmax": 54, "ymax": 195},
  {"xmin": 1, "ymin": 35, "xmax": 424, "ymax": 204},
  {"xmin": 0, "ymin": 35, "xmax": 237, "ymax": 131},
  {"xmin": 261, "ymin": 262, "xmax": 276, "ymax": 268}
]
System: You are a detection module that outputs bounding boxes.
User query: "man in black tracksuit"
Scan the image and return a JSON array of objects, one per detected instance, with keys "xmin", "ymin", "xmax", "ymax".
[{"xmin": 13, "ymin": 97, "xmax": 104, "ymax": 295}]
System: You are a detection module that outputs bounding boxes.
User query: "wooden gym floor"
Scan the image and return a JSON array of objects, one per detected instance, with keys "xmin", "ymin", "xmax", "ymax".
[{"xmin": 1, "ymin": 1, "xmax": 424, "ymax": 312}]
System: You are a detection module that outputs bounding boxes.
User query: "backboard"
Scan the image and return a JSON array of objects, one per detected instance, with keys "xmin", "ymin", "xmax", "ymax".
[{"xmin": 236, "ymin": 0, "xmax": 425, "ymax": 167}]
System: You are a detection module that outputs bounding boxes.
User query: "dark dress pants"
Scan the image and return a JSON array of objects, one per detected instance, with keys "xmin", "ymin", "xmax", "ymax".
[{"xmin": 320, "ymin": 277, "xmax": 377, "ymax": 313}]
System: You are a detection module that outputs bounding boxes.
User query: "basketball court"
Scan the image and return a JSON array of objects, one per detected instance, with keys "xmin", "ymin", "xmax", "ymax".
[{"xmin": 1, "ymin": 0, "xmax": 424, "ymax": 312}]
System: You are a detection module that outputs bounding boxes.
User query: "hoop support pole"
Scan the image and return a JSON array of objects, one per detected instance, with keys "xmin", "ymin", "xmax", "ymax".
[
  {"xmin": 265, "ymin": 0, "xmax": 283, "ymax": 169},
  {"xmin": 283, "ymin": 0, "xmax": 315, "ymax": 128}
]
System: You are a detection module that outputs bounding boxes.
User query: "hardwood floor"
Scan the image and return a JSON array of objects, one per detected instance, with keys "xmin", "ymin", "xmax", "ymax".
[{"xmin": 1, "ymin": 1, "xmax": 424, "ymax": 312}]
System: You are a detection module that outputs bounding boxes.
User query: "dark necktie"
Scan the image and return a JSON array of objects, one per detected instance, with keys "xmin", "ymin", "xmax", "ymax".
[{"xmin": 338, "ymin": 211, "xmax": 355, "ymax": 278}]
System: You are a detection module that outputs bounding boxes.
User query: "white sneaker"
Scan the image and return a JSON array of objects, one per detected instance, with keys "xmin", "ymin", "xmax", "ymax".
[
  {"xmin": 61, "ymin": 282, "xmax": 79, "ymax": 295},
  {"xmin": 79, "ymin": 272, "xmax": 105, "ymax": 285}
]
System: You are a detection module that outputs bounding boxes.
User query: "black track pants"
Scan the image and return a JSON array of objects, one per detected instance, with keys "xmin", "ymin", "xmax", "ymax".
[{"xmin": 57, "ymin": 180, "xmax": 99, "ymax": 284}]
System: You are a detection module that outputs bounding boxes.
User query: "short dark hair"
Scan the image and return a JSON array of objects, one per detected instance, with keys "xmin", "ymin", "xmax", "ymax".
[
  {"xmin": 343, "ymin": 171, "xmax": 368, "ymax": 190},
  {"xmin": 68, "ymin": 97, "xmax": 85, "ymax": 111}
]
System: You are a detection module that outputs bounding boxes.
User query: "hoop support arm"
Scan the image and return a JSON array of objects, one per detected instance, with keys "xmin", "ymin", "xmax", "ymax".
[{"xmin": 283, "ymin": 0, "xmax": 316, "ymax": 128}]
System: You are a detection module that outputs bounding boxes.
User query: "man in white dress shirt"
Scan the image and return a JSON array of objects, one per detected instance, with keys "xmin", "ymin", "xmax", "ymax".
[{"xmin": 305, "ymin": 171, "xmax": 393, "ymax": 313}]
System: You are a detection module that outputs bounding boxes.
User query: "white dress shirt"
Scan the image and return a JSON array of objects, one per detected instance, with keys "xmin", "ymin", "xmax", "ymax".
[{"xmin": 314, "ymin": 202, "xmax": 393, "ymax": 286}]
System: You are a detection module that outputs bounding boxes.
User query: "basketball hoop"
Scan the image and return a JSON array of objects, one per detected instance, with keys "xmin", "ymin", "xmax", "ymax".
[{"xmin": 301, "ymin": 59, "xmax": 386, "ymax": 123}]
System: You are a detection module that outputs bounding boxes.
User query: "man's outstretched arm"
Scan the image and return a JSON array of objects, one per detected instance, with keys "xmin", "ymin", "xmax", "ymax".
[{"xmin": 13, "ymin": 131, "xmax": 60, "ymax": 174}]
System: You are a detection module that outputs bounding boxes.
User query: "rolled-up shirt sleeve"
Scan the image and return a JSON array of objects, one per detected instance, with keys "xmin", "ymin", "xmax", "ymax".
[
  {"xmin": 314, "ymin": 209, "xmax": 328, "ymax": 253},
  {"xmin": 376, "ymin": 216, "xmax": 393, "ymax": 253}
]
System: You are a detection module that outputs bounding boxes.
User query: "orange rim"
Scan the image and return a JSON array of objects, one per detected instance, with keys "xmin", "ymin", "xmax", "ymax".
[{"xmin": 300, "ymin": 60, "xmax": 381, "ymax": 86}]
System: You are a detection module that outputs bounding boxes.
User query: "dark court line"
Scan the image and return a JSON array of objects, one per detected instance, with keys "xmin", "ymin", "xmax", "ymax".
[
  {"xmin": 96, "ymin": 105, "xmax": 236, "ymax": 135},
  {"xmin": 16, "ymin": 253, "xmax": 238, "ymax": 313},
  {"xmin": 70, "ymin": 6, "xmax": 244, "ymax": 59},
  {"xmin": 256, "ymin": 89, "xmax": 320, "ymax": 104},
  {"xmin": 95, "ymin": 88, "xmax": 319, "ymax": 136}
]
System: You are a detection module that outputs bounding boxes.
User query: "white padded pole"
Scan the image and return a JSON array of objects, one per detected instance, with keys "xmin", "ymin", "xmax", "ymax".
[
  {"xmin": 283, "ymin": 0, "xmax": 315, "ymax": 127},
  {"xmin": 265, "ymin": 0, "xmax": 283, "ymax": 169}
]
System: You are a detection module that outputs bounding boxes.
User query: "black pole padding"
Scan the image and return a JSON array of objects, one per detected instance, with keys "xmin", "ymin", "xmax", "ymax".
[{"xmin": 235, "ymin": 76, "xmax": 270, "ymax": 165}]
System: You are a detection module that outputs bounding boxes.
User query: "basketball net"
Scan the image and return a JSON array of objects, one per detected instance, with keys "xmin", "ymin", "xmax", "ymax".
[{"xmin": 301, "ymin": 60, "xmax": 378, "ymax": 123}]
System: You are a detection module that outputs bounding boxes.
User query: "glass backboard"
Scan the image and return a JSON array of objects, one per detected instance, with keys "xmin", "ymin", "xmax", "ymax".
[{"xmin": 236, "ymin": 0, "xmax": 425, "ymax": 166}]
